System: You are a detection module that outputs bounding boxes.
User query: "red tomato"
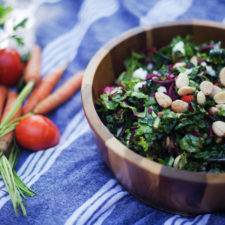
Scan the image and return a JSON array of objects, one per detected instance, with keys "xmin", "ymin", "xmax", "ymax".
[
  {"xmin": 15, "ymin": 115, "xmax": 60, "ymax": 151},
  {"xmin": 0, "ymin": 48, "xmax": 24, "ymax": 86},
  {"xmin": 181, "ymin": 95, "xmax": 194, "ymax": 102}
]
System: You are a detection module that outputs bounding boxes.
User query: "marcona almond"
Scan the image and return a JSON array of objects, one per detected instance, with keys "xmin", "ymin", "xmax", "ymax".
[
  {"xmin": 197, "ymin": 91, "xmax": 206, "ymax": 105},
  {"xmin": 155, "ymin": 92, "xmax": 172, "ymax": 108},
  {"xmin": 200, "ymin": 81, "xmax": 213, "ymax": 95},
  {"xmin": 173, "ymin": 155, "xmax": 181, "ymax": 168},
  {"xmin": 190, "ymin": 55, "xmax": 198, "ymax": 66},
  {"xmin": 209, "ymin": 85, "xmax": 222, "ymax": 98},
  {"xmin": 214, "ymin": 91, "xmax": 225, "ymax": 104},
  {"xmin": 219, "ymin": 67, "xmax": 225, "ymax": 87},
  {"xmin": 177, "ymin": 86, "xmax": 196, "ymax": 96},
  {"xmin": 173, "ymin": 155, "xmax": 186, "ymax": 169},
  {"xmin": 212, "ymin": 121, "xmax": 225, "ymax": 137},
  {"xmin": 175, "ymin": 73, "xmax": 189, "ymax": 89},
  {"xmin": 209, "ymin": 107, "xmax": 219, "ymax": 115},
  {"xmin": 171, "ymin": 100, "xmax": 189, "ymax": 113},
  {"xmin": 173, "ymin": 62, "xmax": 186, "ymax": 70}
]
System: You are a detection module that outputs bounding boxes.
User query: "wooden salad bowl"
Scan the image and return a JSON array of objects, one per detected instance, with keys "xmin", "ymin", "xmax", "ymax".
[{"xmin": 81, "ymin": 20, "xmax": 225, "ymax": 216}]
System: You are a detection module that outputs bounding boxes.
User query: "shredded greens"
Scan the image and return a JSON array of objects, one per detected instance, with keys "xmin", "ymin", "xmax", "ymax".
[{"xmin": 96, "ymin": 35, "xmax": 225, "ymax": 173}]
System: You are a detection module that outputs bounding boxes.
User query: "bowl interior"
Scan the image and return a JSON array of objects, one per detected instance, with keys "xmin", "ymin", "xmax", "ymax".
[{"xmin": 82, "ymin": 19, "xmax": 225, "ymax": 180}]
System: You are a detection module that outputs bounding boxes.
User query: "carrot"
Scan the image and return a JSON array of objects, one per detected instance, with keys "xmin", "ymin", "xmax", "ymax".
[
  {"xmin": 0, "ymin": 132, "xmax": 14, "ymax": 158},
  {"xmin": 0, "ymin": 85, "xmax": 8, "ymax": 121},
  {"xmin": 23, "ymin": 65, "xmax": 67, "ymax": 114},
  {"xmin": 24, "ymin": 45, "xmax": 41, "ymax": 85},
  {"xmin": 33, "ymin": 70, "xmax": 84, "ymax": 114},
  {"xmin": 1, "ymin": 91, "xmax": 21, "ymax": 121},
  {"xmin": 0, "ymin": 91, "xmax": 22, "ymax": 156}
]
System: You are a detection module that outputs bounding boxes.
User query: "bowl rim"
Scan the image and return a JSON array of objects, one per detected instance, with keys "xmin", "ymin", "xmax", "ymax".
[{"xmin": 81, "ymin": 19, "xmax": 225, "ymax": 183}]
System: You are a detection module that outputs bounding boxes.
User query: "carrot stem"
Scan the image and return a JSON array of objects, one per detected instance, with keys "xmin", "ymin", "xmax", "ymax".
[
  {"xmin": 0, "ymin": 114, "xmax": 32, "ymax": 138},
  {"xmin": 0, "ymin": 91, "xmax": 22, "ymax": 156},
  {"xmin": 9, "ymin": 141, "xmax": 36, "ymax": 197},
  {"xmin": 0, "ymin": 82, "xmax": 35, "ymax": 215},
  {"xmin": 0, "ymin": 155, "xmax": 22, "ymax": 215},
  {"xmin": 0, "ymin": 64, "xmax": 36, "ymax": 217},
  {"xmin": 0, "ymin": 81, "xmax": 34, "ymax": 130},
  {"xmin": 0, "ymin": 140, "xmax": 35, "ymax": 216},
  {"xmin": 8, "ymin": 140, "xmax": 19, "ymax": 168}
]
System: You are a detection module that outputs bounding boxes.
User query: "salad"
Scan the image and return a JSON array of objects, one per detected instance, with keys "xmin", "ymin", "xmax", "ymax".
[{"xmin": 96, "ymin": 35, "xmax": 225, "ymax": 173}]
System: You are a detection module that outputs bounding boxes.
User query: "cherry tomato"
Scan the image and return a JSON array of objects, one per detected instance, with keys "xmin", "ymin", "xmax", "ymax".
[
  {"xmin": 0, "ymin": 48, "xmax": 24, "ymax": 86},
  {"xmin": 15, "ymin": 115, "xmax": 60, "ymax": 151},
  {"xmin": 181, "ymin": 95, "xmax": 194, "ymax": 102}
]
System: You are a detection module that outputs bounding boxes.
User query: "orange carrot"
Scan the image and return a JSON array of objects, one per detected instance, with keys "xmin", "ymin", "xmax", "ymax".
[
  {"xmin": 1, "ymin": 91, "xmax": 21, "ymax": 121},
  {"xmin": 24, "ymin": 45, "xmax": 41, "ymax": 85},
  {"xmin": 34, "ymin": 70, "xmax": 84, "ymax": 114},
  {"xmin": 0, "ymin": 85, "xmax": 8, "ymax": 121},
  {"xmin": 23, "ymin": 65, "xmax": 67, "ymax": 114},
  {"xmin": 0, "ymin": 91, "xmax": 22, "ymax": 155}
]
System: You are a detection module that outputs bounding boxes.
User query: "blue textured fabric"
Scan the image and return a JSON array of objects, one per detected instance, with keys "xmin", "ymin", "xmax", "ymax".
[{"xmin": 0, "ymin": 0, "xmax": 225, "ymax": 224}]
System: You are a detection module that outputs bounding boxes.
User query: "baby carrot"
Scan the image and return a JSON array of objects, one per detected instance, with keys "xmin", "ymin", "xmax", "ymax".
[
  {"xmin": 24, "ymin": 45, "xmax": 41, "ymax": 85},
  {"xmin": 33, "ymin": 70, "xmax": 84, "ymax": 114},
  {"xmin": 0, "ymin": 131, "xmax": 16, "ymax": 158},
  {"xmin": 0, "ymin": 91, "xmax": 22, "ymax": 156},
  {"xmin": 23, "ymin": 65, "xmax": 67, "ymax": 114},
  {"xmin": 0, "ymin": 85, "xmax": 8, "ymax": 120}
]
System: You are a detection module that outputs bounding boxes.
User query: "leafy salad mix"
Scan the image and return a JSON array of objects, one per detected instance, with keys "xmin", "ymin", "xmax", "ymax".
[{"xmin": 96, "ymin": 35, "xmax": 225, "ymax": 173}]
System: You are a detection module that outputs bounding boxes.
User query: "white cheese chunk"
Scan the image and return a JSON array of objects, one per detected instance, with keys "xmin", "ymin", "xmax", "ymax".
[
  {"xmin": 153, "ymin": 70, "xmax": 159, "ymax": 75},
  {"xmin": 133, "ymin": 68, "xmax": 148, "ymax": 80},
  {"xmin": 147, "ymin": 63, "xmax": 153, "ymax": 70},
  {"xmin": 206, "ymin": 65, "xmax": 216, "ymax": 76},
  {"xmin": 134, "ymin": 81, "xmax": 146, "ymax": 92},
  {"xmin": 172, "ymin": 41, "xmax": 185, "ymax": 55},
  {"xmin": 201, "ymin": 62, "xmax": 216, "ymax": 76},
  {"xmin": 157, "ymin": 86, "xmax": 167, "ymax": 93},
  {"xmin": 184, "ymin": 68, "xmax": 193, "ymax": 75}
]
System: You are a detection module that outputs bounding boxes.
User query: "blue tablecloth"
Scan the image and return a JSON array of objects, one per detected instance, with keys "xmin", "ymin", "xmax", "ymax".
[{"xmin": 1, "ymin": 0, "xmax": 225, "ymax": 224}]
